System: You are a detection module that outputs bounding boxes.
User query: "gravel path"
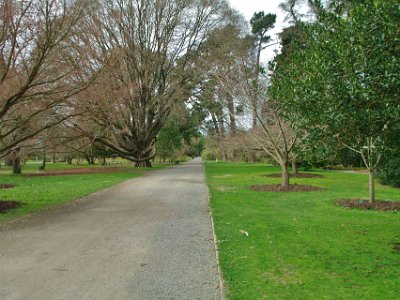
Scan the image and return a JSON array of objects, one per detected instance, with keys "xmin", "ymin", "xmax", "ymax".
[{"xmin": 0, "ymin": 158, "xmax": 223, "ymax": 300}]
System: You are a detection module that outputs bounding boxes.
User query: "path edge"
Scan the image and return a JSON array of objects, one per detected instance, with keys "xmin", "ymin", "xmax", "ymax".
[{"xmin": 202, "ymin": 161, "xmax": 226, "ymax": 300}]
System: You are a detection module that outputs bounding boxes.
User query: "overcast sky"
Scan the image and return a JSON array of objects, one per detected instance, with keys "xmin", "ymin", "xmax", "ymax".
[{"xmin": 227, "ymin": 0, "xmax": 288, "ymax": 62}]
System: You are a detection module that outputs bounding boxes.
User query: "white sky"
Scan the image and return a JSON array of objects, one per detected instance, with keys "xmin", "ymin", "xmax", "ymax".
[{"xmin": 227, "ymin": 0, "xmax": 289, "ymax": 62}]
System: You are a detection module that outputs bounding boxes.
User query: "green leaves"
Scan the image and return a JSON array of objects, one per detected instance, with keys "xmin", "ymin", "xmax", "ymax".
[
  {"xmin": 270, "ymin": 0, "xmax": 400, "ymax": 158},
  {"xmin": 250, "ymin": 12, "xmax": 276, "ymax": 37}
]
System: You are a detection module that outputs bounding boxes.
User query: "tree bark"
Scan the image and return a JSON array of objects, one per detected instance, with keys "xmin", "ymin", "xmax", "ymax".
[
  {"xmin": 40, "ymin": 148, "xmax": 46, "ymax": 171},
  {"xmin": 368, "ymin": 170, "xmax": 375, "ymax": 203},
  {"xmin": 11, "ymin": 147, "xmax": 21, "ymax": 174},
  {"xmin": 220, "ymin": 149, "xmax": 227, "ymax": 161},
  {"xmin": 292, "ymin": 159, "xmax": 298, "ymax": 176},
  {"xmin": 135, "ymin": 160, "xmax": 152, "ymax": 168},
  {"xmin": 227, "ymin": 94, "xmax": 236, "ymax": 133},
  {"xmin": 281, "ymin": 162, "xmax": 289, "ymax": 187}
]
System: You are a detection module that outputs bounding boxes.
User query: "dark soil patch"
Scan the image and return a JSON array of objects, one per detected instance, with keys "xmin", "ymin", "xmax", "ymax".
[
  {"xmin": 250, "ymin": 184, "xmax": 324, "ymax": 192},
  {"xmin": 264, "ymin": 173, "xmax": 324, "ymax": 179},
  {"xmin": 0, "ymin": 183, "xmax": 16, "ymax": 189},
  {"xmin": 24, "ymin": 167, "xmax": 138, "ymax": 177},
  {"xmin": 0, "ymin": 200, "xmax": 22, "ymax": 214},
  {"xmin": 337, "ymin": 199, "xmax": 400, "ymax": 211},
  {"xmin": 394, "ymin": 243, "xmax": 400, "ymax": 252}
]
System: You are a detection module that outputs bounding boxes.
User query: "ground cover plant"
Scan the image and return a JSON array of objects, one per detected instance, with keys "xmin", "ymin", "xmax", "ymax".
[
  {"xmin": 205, "ymin": 162, "xmax": 400, "ymax": 300},
  {"xmin": 0, "ymin": 162, "xmax": 168, "ymax": 222}
]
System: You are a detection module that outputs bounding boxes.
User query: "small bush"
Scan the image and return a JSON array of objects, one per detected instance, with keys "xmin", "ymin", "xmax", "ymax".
[{"xmin": 379, "ymin": 155, "xmax": 400, "ymax": 188}]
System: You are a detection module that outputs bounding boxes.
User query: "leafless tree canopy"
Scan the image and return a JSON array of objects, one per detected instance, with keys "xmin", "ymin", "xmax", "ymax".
[
  {"xmin": 73, "ymin": 0, "xmax": 228, "ymax": 166},
  {"xmin": 0, "ymin": 0, "xmax": 95, "ymax": 157}
]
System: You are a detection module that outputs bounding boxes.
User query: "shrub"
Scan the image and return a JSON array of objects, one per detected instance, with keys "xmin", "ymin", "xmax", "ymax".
[{"xmin": 379, "ymin": 155, "xmax": 400, "ymax": 188}]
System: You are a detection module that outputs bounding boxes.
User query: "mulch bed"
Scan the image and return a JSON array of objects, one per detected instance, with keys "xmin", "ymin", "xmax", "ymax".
[
  {"xmin": 24, "ymin": 167, "xmax": 137, "ymax": 177},
  {"xmin": 250, "ymin": 184, "xmax": 324, "ymax": 192},
  {"xmin": 337, "ymin": 199, "xmax": 400, "ymax": 211},
  {"xmin": 264, "ymin": 173, "xmax": 324, "ymax": 179},
  {"xmin": 0, "ymin": 184, "xmax": 16, "ymax": 189},
  {"xmin": 0, "ymin": 200, "xmax": 22, "ymax": 214}
]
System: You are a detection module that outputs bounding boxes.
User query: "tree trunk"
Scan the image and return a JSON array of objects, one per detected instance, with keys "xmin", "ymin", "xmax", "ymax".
[
  {"xmin": 135, "ymin": 160, "xmax": 152, "ymax": 168},
  {"xmin": 102, "ymin": 157, "xmax": 106, "ymax": 166},
  {"xmin": 220, "ymin": 150, "xmax": 227, "ymax": 161},
  {"xmin": 281, "ymin": 162, "xmax": 289, "ymax": 187},
  {"xmin": 11, "ymin": 147, "xmax": 21, "ymax": 174},
  {"xmin": 40, "ymin": 149, "xmax": 46, "ymax": 171},
  {"xmin": 292, "ymin": 159, "xmax": 298, "ymax": 176},
  {"xmin": 227, "ymin": 94, "xmax": 236, "ymax": 133},
  {"xmin": 368, "ymin": 170, "xmax": 375, "ymax": 203},
  {"xmin": 85, "ymin": 155, "xmax": 95, "ymax": 165},
  {"xmin": 250, "ymin": 117, "xmax": 257, "ymax": 163}
]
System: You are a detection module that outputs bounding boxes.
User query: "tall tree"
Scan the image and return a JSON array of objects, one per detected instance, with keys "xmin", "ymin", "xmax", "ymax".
[
  {"xmin": 78, "ymin": 0, "xmax": 228, "ymax": 167},
  {"xmin": 0, "ymin": 0, "xmax": 95, "ymax": 172},
  {"xmin": 248, "ymin": 11, "xmax": 276, "ymax": 162},
  {"xmin": 250, "ymin": 11, "xmax": 277, "ymax": 72}
]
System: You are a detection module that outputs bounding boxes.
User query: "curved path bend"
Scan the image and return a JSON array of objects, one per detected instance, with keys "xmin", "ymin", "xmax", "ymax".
[{"xmin": 0, "ymin": 158, "xmax": 222, "ymax": 300}]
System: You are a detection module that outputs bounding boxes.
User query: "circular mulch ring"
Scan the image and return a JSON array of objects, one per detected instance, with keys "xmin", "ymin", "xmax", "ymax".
[
  {"xmin": 0, "ymin": 184, "xmax": 16, "ymax": 189},
  {"xmin": 24, "ymin": 167, "xmax": 139, "ymax": 177},
  {"xmin": 0, "ymin": 200, "xmax": 22, "ymax": 214},
  {"xmin": 263, "ymin": 173, "xmax": 324, "ymax": 179},
  {"xmin": 337, "ymin": 199, "xmax": 400, "ymax": 212},
  {"xmin": 250, "ymin": 184, "xmax": 324, "ymax": 192}
]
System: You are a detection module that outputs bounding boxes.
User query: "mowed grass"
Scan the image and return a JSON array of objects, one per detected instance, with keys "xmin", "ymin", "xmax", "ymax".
[
  {"xmin": 0, "ymin": 162, "xmax": 168, "ymax": 222},
  {"xmin": 205, "ymin": 162, "xmax": 400, "ymax": 300}
]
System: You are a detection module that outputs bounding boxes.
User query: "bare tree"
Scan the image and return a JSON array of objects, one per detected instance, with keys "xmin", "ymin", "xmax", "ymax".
[
  {"xmin": 76, "ymin": 0, "xmax": 228, "ymax": 167},
  {"xmin": 0, "ymin": 0, "xmax": 95, "ymax": 172}
]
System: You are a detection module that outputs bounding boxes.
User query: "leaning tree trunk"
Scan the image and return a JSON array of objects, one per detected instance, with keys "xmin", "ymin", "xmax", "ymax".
[
  {"xmin": 292, "ymin": 159, "xmax": 298, "ymax": 176},
  {"xmin": 368, "ymin": 170, "xmax": 375, "ymax": 203},
  {"xmin": 281, "ymin": 162, "xmax": 290, "ymax": 187},
  {"xmin": 11, "ymin": 147, "xmax": 21, "ymax": 174}
]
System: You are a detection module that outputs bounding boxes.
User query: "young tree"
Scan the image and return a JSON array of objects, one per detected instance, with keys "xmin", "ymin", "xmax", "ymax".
[{"xmin": 269, "ymin": 0, "xmax": 400, "ymax": 202}]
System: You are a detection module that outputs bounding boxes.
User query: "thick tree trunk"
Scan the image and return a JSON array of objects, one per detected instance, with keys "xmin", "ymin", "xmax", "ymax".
[
  {"xmin": 11, "ymin": 147, "xmax": 21, "ymax": 174},
  {"xmin": 85, "ymin": 155, "xmax": 95, "ymax": 165},
  {"xmin": 210, "ymin": 112, "xmax": 220, "ymax": 134},
  {"xmin": 227, "ymin": 94, "xmax": 236, "ymax": 133},
  {"xmin": 368, "ymin": 170, "xmax": 375, "ymax": 203},
  {"xmin": 220, "ymin": 149, "xmax": 227, "ymax": 161},
  {"xmin": 281, "ymin": 162, "xmax": 289, "ymax": 187},
  {"xmin": 292, "ymin": 159, "xmax": 298, "ymax": 176},
  {"xmin": 135, "ymin": 160, "xmax": 152, "ymax": 168}
]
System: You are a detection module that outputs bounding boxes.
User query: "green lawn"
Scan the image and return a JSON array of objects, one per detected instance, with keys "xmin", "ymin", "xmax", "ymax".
[
  {"xmin": 0, "ymin": 162, "xmax": 169, "ymax": 222},
  {"xmin": 205, "ymin": 162, "xmax": 400, "ymax": 300}
]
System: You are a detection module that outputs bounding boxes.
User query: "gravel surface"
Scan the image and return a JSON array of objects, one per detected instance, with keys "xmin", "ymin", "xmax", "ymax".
[{"xmin": 0, "ymin": 158, "xmax": 223, "ymax": 300}]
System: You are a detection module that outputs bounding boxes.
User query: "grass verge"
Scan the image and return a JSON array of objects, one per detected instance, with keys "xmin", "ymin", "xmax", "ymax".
[
  {"xmin": 0, "ymin": 162, "xmax": 169, "ymax": 222},
  {"xmin": 205, "ymin": 162, "xmax": 400, "ymax": 300}
]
